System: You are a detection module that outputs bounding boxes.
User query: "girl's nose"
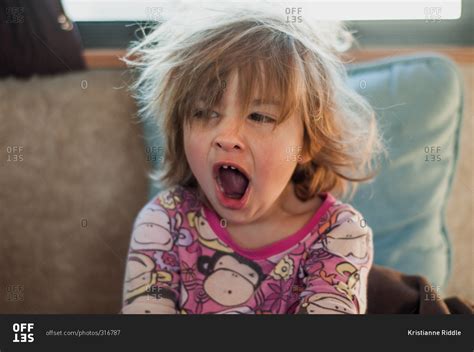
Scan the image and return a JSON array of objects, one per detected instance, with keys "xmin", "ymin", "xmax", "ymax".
[
  {"xmin": 214, "ymin": 138, "xmax": 243, "ymax": 152},
  {"xmin": 214, "ymin": 118, "xmax": 245, "ymax": 151}
]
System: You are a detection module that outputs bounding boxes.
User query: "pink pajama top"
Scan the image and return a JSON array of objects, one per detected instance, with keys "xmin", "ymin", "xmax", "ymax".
[{"xmin": 122, "ymin": 185, "xmax": 373, "ymax": 314}]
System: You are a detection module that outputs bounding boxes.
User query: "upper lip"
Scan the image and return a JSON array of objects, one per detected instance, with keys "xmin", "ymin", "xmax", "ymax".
[{"xmin": 212, "ymin": 161, "xmax": 251, "ymax": 181}]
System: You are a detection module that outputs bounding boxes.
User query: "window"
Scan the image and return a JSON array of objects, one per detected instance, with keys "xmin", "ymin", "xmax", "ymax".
[
  {"xmin": 63, "ymin": 0, "xmax": 461, "ymax": 22},
  {"xmin": 65, "ymin": 0, "xmax": 469, "ymax": 48}
]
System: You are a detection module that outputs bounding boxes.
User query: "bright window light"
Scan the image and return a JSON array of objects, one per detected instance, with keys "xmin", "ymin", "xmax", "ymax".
[{"xmin": 62, "ymin": 0, "xmax": 462, "ymax": 21}]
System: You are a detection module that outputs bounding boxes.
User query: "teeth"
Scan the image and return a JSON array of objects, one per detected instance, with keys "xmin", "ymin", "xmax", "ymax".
[
  {"xmin": 220, "ymin": 164, "xmax": 237, "ymax": 171},
  {"xmin": 219, "ymin": 164, "xmax": 246, "ymax": 176},
  {"xmin": 216, "ymin": 176, "xmax": 225, "ymax": 192},
  {"xmin": 218, "ymin": 183, "xmax": 225, "ymax": 193},
  {"xmin": 222, "ymin": 165, "xmax": 237, "ymax": 170}
]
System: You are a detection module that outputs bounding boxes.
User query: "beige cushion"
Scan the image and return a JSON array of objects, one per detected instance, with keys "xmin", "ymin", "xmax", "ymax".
[{"xmin": 0, "ymin": 70, "xmax": 149, "ymax": 313}]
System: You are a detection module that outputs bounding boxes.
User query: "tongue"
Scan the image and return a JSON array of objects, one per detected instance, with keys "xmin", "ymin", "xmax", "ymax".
[{"xmin": 219, "ymin": 168, "xmax": 249, "ymax": 199}]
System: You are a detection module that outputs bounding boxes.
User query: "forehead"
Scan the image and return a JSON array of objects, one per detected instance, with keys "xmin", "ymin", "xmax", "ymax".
[{"xmin": 203, "ymin": 70, "xmax": 281, "ymax": 106}]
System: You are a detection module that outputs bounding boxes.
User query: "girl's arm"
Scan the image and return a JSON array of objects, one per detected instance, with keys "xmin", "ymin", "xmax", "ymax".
[
  {"xmin": 296, "ymin": 208, "xmax": 373, "ymax": 314},
  {"xmin": 121, "ymin": 201, "xmax": 181, "ymax": 314}
]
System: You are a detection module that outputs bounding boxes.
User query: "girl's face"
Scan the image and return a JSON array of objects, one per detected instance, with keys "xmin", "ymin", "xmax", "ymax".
[{"xmin": 183, "ymin": 71, "xmax": 307, "ymax": 226}]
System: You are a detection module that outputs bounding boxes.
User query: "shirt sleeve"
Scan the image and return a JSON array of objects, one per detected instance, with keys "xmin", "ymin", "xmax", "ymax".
[
  {"xmin": 121, "ymin": 199, "xmax": 181, "ymax": 314},
  {"xmin": 296, "ymin": 205, "xmax": 373, "ymax": 314}
]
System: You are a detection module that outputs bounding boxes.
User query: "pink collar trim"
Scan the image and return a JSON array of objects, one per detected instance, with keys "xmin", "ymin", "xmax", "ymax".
[{"xmin": 202, "ymin": 193, "xmax": 336, "ymax": 260}]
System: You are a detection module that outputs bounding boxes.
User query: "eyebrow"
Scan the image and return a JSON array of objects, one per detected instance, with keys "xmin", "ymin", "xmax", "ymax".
[
  {"xmin": 195, "ymin": 98, "xmax": 281, "ymax": 108},
  {"xmin": 252, "ymin": 98, "xmax": 281, "ymax": 106}
]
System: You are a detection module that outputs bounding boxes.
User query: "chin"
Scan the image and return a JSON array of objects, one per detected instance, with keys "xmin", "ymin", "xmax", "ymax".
[{"xmin": 210, "ymin": 197, "xmax": 253, "ymax": 224}]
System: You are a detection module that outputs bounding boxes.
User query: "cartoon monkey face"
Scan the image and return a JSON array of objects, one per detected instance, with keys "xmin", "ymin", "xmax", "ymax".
[
  {"xmin": 298, "ymin": 293, "xmax": 357, "ymax": 314},
  {"xmin": 192, "ymin": 211, "xmax": 232, "ymax": 252},
  {"xmin": 194, "ymin": 211, "xmax": 215, "ymax": 241},
  {"xmin": 198, "ymin": 253, "xmax": 264, "ymax": 307},
  {"xmin": 323, "ymin": 215, "xmax": 369, "ymax": 259},
  {"xmin": 131, "ymin": 206, "xmax": 173, "ymax": 251},
  {"xmin": 124, "ymin": 253, "xmax": 156, "ymax": 299},
  {"xmin": 122, "ymin": 288, "xmax": 177, "ymax": 314}
]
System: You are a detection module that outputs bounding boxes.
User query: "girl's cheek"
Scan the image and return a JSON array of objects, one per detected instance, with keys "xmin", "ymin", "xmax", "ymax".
[
  {"xmin": 187, "ymin": 138, "xmax": 206, "ymax": 163},
  {"xmin": 184, "ymin": 130, "xmax": 202, "ymax": 165},
  {"xmin": 186, "ymin": 126, "xmax": 206, "ymax": 148},
  {"xmin": 256, "ymin": 145, "xmax": 284, "ymax": 175},
  {"xmin": 259, "ymin": 139, "xmax": 290, "ymax": 165}
]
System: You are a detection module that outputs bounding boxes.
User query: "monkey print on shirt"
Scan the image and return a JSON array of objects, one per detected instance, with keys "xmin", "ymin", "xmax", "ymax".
[{"xmin": 122, "ymin": 185, "xmax": 373, "ymax": 314}]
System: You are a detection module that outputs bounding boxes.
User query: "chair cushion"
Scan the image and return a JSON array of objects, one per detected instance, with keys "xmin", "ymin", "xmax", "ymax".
[
  {"xmin": 346, "ymin": 53, "xmax": 463, "ymax": 289},
  {"xmin": 0, "ymin": 70, "xmax": 149, "ymax": 313}
]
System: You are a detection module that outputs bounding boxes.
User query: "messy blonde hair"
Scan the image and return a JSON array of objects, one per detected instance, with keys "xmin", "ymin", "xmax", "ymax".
[{"xmin": 126, "ymin": 4, "xmax": 385, "ymax": 201}]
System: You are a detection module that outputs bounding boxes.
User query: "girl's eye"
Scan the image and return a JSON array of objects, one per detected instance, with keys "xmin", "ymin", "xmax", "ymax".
[
  {"xmin": 249, "ymin": 113, "xmax": 276, "ymax": 124},
  {"xmin": 193, "ymin": 110, "xmax": 203, "ymax": 118},
  {"xmin": 193, "ymin": 110, "xmax": 219, "ymax": 119}
]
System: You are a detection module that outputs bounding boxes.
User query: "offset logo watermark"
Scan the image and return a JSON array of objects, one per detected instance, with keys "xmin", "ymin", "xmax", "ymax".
[
  {"xmin": 6, "ymin": 146, "xmax": 24, "ymax": 162},
  {"xmin": 145, "ymin": 7, "xmax": 164, "ymax": 22},
  {"xmin": 5, "ymin": 7, "xmax": 25, "ymax": 24},
  {"xmin": 285, "ymin": 145, "xmax": 303, "ymax": 162},
  {"xmin": 285, "ymin": 7, "xmax": 303, "ymax": 23},
  {"xmin": 12, "ymin": 323, "xmax": 34, "ymax": 343},
  {"xmin": 424, "ymin": 146, "xmax": 441, "ymax": 162},
  {"xmin": 424, "ymin": 7, "xmax": 442, "ymax": 22},
  {"xmin": 145, "ymin": 146, "xmax": 164, "ymax": 163},
  {"xmin": 5, "ymin": 285, "xmax": 24, "ymax": 302},
  {"xmin": 423, "ymin": 284, "xmax": 442, "ymax": 301}
]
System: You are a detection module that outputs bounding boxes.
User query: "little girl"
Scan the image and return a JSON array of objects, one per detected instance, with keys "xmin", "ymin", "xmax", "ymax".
[{"xmin": 121, "ymin": 4, "xmax": 383, "ymax": 314}]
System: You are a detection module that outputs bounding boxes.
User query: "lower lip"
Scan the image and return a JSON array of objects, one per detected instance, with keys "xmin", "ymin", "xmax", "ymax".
[{"xmin": 214, "ymin": 176, "xmax": 251, "ymax": 210}]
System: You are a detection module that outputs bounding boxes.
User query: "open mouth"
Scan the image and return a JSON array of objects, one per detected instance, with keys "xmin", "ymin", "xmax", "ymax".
[{"xmin": 213, "ymin": 162, "xmax": 250, "ymax": 207}]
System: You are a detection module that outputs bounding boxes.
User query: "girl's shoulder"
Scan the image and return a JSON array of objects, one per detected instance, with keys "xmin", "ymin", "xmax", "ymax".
[
  {"xmin": 323, "ymin": 197, "xmax": 367, "ymax": 228},
  {"xmin": 300, "ymin": 193, "xmax": 368, "ymax": 238},
  {"xmin": 150, "ymin": 185, "xmax": 204, "ymax": 213},
  {"xmin": 130, "ymin": 185, "xmax": 206, "ymax": 253},
  {"xmin": 132, "ymin": 185, "xmax": 203, "ymax": 229},
  {"xmin": 312, "ymin": 195, "xmax": 373, "ymax": 260}
]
